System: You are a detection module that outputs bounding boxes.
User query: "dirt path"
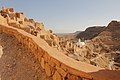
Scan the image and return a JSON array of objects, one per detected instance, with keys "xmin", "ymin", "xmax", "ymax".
[{"xmin": 0, "ymin": 33, "xmax": 47, "ymax": 80}]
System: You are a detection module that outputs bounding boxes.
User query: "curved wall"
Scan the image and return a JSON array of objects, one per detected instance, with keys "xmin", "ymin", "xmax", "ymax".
[{"xmin": 0, "ymin": 24, "xmax": 120, "ymax": 80}]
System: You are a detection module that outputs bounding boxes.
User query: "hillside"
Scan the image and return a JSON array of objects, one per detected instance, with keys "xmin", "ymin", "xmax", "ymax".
[
  {"xmin": 95, "ymin": 21, "xmax": 120, "ymax": 69},
  {"xmin": 77, "ymin": 21, "xmax": 120, "ymax": 70},
  {"xmin": 76, "ymin": 26, "xmax": 105, "ymax": 40}
]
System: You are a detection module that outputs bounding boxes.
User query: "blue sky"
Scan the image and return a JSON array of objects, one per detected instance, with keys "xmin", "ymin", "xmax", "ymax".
[{"xmin": 0, "ymin": 0, "xmax": 120, "ymax": 33}]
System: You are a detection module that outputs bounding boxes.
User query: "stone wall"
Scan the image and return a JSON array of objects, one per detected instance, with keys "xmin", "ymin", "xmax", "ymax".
[
  {"xmin": 0, "ymin": 15, "xmax": 8, "ymax": 26},
  {"xmin": 0, "ymin": 25, "xmax": 86, "ymax": 80},
  {"xmin": 1, "ymin": 24, "xmax": 119, "ymax": 80}
]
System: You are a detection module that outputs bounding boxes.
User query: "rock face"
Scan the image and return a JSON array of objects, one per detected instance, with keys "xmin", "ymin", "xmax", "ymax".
[
  {"xmin": 76, "ymin": 26, "xmax": 105, "ymax": 40},
  {"xmin": 97, "ymin": 21, "xmax": 120, "ymax": 69},
  {"xmin": 99, "ymin": 21, "xmax": 120, "ymax": 50}
]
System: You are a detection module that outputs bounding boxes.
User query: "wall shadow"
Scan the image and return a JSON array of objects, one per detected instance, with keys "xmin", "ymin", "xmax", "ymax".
[{"xmin": 89, "ymin": 69, "xmax": 120, "ymax": 80}]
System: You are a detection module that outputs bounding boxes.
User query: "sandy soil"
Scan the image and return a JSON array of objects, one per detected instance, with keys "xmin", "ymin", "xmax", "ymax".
[{"xmin": 0, "ymin": 33, "xmax": 47, "ymax": 80}]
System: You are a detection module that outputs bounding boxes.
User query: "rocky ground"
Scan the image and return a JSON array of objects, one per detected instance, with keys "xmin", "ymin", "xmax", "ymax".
[{"xmin": 0, "ymin": 33, "xmax": 48, "ymax": 80}]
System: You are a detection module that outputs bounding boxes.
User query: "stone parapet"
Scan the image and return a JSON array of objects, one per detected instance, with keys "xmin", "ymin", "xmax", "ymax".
[{"xmin": 0, "ymin": 25, "xmax": 120, "ymax": 80}]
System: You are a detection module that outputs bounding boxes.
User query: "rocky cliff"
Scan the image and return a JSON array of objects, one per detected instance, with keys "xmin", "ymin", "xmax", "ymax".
[
  {"xmin": 76, "ymin": 26, "xmax": 105, "ymax": 40},
  {"xmin": 95, "ymin": 21, "xmax": 120, "ymax": 69}
]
